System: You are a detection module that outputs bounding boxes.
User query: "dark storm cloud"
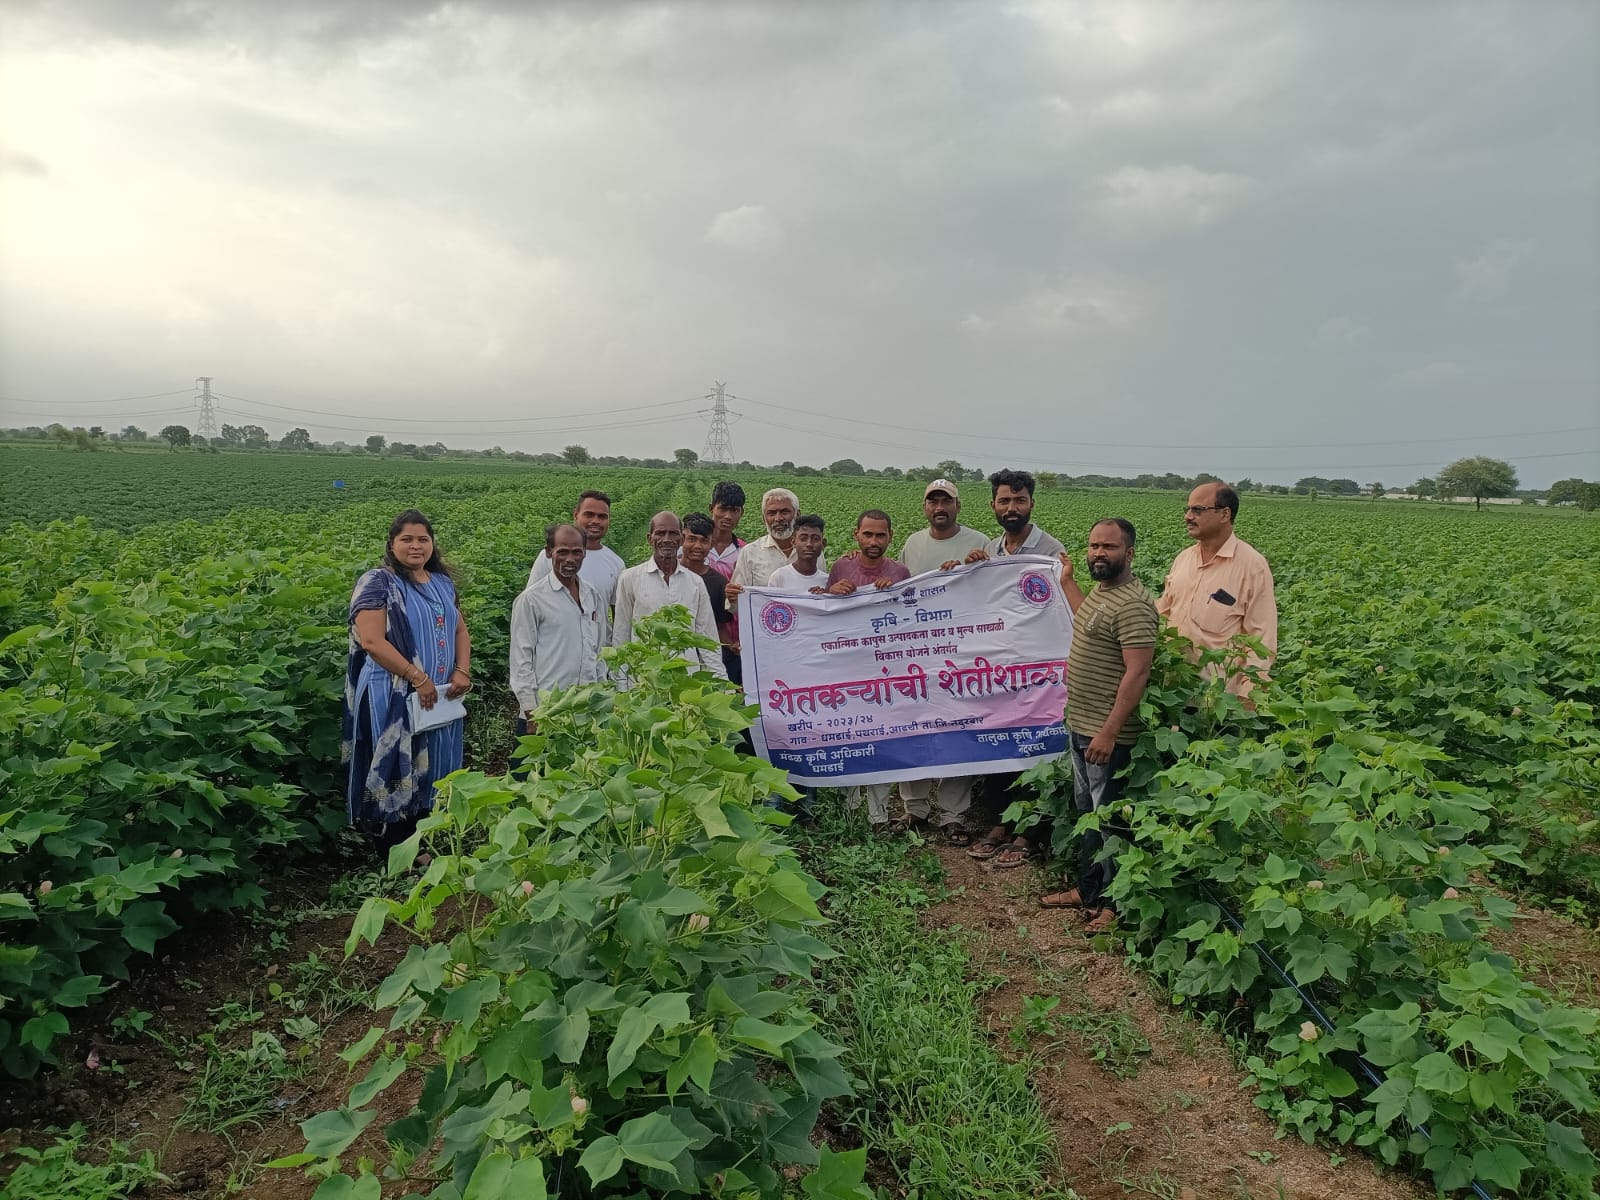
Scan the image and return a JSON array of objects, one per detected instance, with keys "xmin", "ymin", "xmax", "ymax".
[{"xmin": 0, "ymin": 1, "xmax": 1595, "ymax": 484}]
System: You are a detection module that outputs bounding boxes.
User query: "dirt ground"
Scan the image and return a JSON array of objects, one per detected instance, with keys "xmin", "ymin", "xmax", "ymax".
[
  {"xmin": 0, "ymin": 870, "xmax": 423, "ymax": 1200},
  {"xmin": 924, "ymin": 844, "xmax": 1429, "ymax": 1200}
]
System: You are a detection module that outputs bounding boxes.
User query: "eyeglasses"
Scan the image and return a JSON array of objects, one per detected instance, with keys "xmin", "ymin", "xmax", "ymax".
[{"xmin": 1183, "ymin": 505, "xmax": 1225, "ymax": 516}]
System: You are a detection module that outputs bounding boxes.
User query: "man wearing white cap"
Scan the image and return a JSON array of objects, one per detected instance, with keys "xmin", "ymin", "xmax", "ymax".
[
  {"xmin": 892, "ymin": 478, "xmax": 988, "ymax": 841},
  {"xmin": 899, "ymin": 478, "xmax": 990, "ymax": 575}
]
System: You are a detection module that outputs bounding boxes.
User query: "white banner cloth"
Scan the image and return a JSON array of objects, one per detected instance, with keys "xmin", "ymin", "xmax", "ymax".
[{"xmin": 737, "ymin": 556, "xmax": 1074, "ymax": 785}]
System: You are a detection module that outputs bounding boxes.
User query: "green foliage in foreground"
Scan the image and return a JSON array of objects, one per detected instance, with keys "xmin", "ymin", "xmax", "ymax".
[
  {"xmin": 279, "ymin": 611, "xmax": 872, "ymax": 1198},
  {"xmin": 805, "ymin": 828, "xmax": 1062, "ymax": 1200},
  {"xmin": 0, "ymin": 528, "xmax": 347, "ymax": 1076},
  {"xmin": 0, "ymin": 1122, "xmax": 166, "ymax": 1200},
  {"xmin": 1013, "ymin": 636, "xmax": 1600, "ymax": 1199}
]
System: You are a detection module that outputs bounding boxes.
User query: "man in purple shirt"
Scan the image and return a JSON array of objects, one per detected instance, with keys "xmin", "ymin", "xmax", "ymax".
[{"xmin": 825, "ymin": 510, "xmax": 910, "ymax": 594}]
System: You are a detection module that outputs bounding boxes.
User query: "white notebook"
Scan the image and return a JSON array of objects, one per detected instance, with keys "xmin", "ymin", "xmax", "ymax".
[{"xmin": 407, "ymin": 692, "xmax": 467, "ymax": 733}]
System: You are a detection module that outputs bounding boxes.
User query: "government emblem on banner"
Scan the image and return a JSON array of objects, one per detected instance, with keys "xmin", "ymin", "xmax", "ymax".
[
  {"xmin": 760, "ymin": 600, "xmax": 797, "ymax": 637},
  {"xmin": 1019, "ymin": 572, "xmax": 1053, "ymax": 606}
]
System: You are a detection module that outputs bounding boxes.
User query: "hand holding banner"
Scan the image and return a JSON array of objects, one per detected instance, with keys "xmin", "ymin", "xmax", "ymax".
[{"xmin": 737, "ymin": 557, "xmax": 1073, "ymax": 785}]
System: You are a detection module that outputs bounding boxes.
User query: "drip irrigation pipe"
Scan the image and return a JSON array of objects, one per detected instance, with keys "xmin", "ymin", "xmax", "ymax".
[{"xmin": 1197, "ymin": 882, "xmax": 1496, "ymax": 1200}]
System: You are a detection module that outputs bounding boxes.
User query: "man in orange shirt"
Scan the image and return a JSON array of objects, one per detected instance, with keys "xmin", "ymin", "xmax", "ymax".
[{"xmin": 1156, "ymin": 482, "xmax": 1277, "ymax": 694}]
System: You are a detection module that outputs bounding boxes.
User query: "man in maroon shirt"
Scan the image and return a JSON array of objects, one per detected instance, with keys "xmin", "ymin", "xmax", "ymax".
[{"xmin": 825, "ymin": 510, "xmax": 910, "ymax": 594}]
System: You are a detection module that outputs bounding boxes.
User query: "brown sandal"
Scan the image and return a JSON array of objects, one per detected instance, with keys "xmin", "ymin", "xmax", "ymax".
[
  {"xmin": 942, "ymin": 824, "xmax": 973, "ymax": 847},
  {"xmin": 1039, "ymin": 888, "xmax": 1084, "ymax": 909},
  {"xmin": 1083, "ymin": 907, "xmax": 1118, "ymax": 933},
  {"xmin": 992, "ymin": 841, "xmax": 1033, "ymax": 869}
]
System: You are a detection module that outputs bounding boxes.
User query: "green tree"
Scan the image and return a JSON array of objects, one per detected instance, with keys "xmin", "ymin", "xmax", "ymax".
[
  {"xmin": 828, "ymin": 458, "xmax": 865, "ymax": 476},
  {"xmin": 673, "ymin": 447, "xmax": 699, "ymax": 468},
  {"xmin": 562, "ymin": 444, "xmax": 591, "ymax": 467},
  {"xmin": 1437, "ymin": 455, "xmax": 1518, "ymax": 510},
  {"xmin": 120, "ymin": 424, "xmax": 147, "ymax": 442},
  {"xmin": 219, "ymin": 424, "xmax": 244, "ymax": 446},
  {"xmin": 159, "ymin": 424, "xmax": 192, "ymax": 449},
  {"xmin": 280, "ymin": 427, "xmax": 313, "ymax": 451},
  {"xmin": 936, "ymin": 459, "xmax": 966, "ymax": 481},
  {"xmin": 1412, "ymin": 477, "xmax": 1437, "ymax": 499},
  {"xmin": 1369, "ymin": 481, "xmax": 1385, "ymax": 499},
  {"xmin": 365, "ymin": 434, "xmax": 386, "ymax": 455},
  {"xmin": 1547, "ymin": 478, "xmax": 1588, "ymax": 506}
]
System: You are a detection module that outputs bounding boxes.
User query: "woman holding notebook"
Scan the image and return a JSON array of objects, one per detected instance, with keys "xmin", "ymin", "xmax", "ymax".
[{"xmin": 342, "ymin": 509, "xmax": 473, "ymax": 848}]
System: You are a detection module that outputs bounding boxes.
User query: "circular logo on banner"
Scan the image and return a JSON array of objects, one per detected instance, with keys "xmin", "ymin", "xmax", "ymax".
[
  {"xmin": 1020, "ymin": 572, "xmax": 1053, "ymax": 606},
  {"xmin": 761, "ymin": 600, "xmax": 797, "ymax": 637}
]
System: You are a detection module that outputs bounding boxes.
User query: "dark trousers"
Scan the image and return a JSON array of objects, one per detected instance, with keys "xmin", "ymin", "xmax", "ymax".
[{"xmin": 1069, "ymin": 731, "xmax": 1133, "ymax": 909}]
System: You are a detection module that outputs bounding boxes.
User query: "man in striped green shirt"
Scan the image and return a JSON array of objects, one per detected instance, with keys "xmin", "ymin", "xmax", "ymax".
[{"xmin": 1040, "ymin": 518, "xmax": 1157, "ymax": 933}]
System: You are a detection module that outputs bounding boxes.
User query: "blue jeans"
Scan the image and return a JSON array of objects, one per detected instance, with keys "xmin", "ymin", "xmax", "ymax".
[{"xmin": 1069, "ymin": 731, "xmax": 1132, "ymax": 909}]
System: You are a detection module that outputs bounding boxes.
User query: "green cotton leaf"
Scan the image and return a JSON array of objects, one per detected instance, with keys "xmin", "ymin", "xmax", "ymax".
[
  {"xmin": 802, "ymin": 1146, "xmax": 872, "ymax": 1199},
  {"xmin": 442, "ymin": 976, "xmax": 500, "ymax": 1029},
  {"xmin": 579, "ymin": 1135, "xmax": 624, "ymax": 1185},
  {"xmin": 667, "ymin": 1032, "xmax": 719, "ymax": 1097},
  {"xmin": 54, "ymin": 974, "xmax": 106, "ymax": 1008},
  {"xmin": 753, "ymin": 868, "xmax": 822, "ymax": 923},
  {"xmin": 310, "ymin": 1175, "xmax": 381, "ymax": 1200},
  {"xmin": 1545, "ymin": 1121, "xmax": 1596, "ymax": 1182},
  {"xmin": 692, "ymin": 791, "xmax": 736, "ymax": 839},
  {"xmin": 348, "ymin": 1054, "xmax": 407, "ymax": 1108},
  {"xmin": 615, "ymin": 1110, "xmax": 693, "ymax": 1172},
  {"xmin": 246, "ymin": 729, "xmax": 289, "ymax": 755},
  {"xmin": 344, "ymin": 897, "xmax": 387, "ymax": 954},
  {"xmin": 1471, "ymin": 1016, "xmax": 1523, "ymax": 1063},
  {"xmin": 464, "ymin": 1151, "xmax": 547, "ymax": 1200},
  {"xmin": 730, "ymin": 1016, "xmax": 809, "ymax": 1055},
  {"xmin": 337, "ymin": 1027, "xmax": 385, "ymax": 1065},
  {"xmin": 120, "ymin": 900, "xmax": 178, "ymax": 955},
  {"xmin": 1470, "ymin": 1144, "xmax": 1532, "ymax": 1191},
  {"xmin": 552, "ymin": 1009, "xmax": 590, "ymax": 1064},
  {"xmin": 373, "ymin": 943, "xmax": 451, "ymax": 1009},
  {"xmin": 1519, "ymin": 1033, "xmax": 1552, "ymax": 1078},
  {"xmin": 21, "ymin": 1011, "xmax": 69, "ymax": 1053},
  {"xmin": 300, "ymin": 1106, "xmax": 377, "ymax": 1157},
  {"xmin": 1365, "ymin": 1075, "xmax": 1413, "ymax": 1130},
  {"xmin": 1259, "ymin": 853, "xmax": 1299, "ymax": 884},
  {"xmin": 1317, "ymin": 1064, "xmax": 1359, "ymax": 1099},
  {"xmin": 1412, "ymin": 1052, "xmax": 1469, "ymax": 1095}
]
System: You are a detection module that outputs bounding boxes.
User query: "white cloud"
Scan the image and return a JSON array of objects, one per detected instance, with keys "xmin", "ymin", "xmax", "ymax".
[
  {"xmin": 964, "ymin": 277, "xmax": 1144, "ymax": 337},
  {"xmin": 704, "ymin": 204, "xmax": 785, "ymax": 252},
  {"xmin": 1092, "ymin": 164, "xmax": 1253, "ymax": 235},
  {"xmin": 1452, "ymin": 238, "xmax": 1534, "ymax": 303},
  {"xmin": 1314, "ymin": 315, "xmax": 1370, "ymax": 349}
]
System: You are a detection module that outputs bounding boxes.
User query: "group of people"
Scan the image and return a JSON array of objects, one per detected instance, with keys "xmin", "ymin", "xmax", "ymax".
[{"xmin": 342, "ymin": 471, "xmax": 1277, "ymax": 931}]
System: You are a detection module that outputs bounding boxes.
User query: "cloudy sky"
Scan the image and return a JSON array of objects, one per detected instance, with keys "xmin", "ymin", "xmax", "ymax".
[{"xmin": 2, "ymin": 0, "xmax": 1596, "ymax": 485}]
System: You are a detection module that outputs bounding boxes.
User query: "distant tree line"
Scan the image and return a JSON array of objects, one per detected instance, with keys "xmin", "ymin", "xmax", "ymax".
[{"xmin": 5, "ymin": 427, "xmax": 1589, "ymax": 508}]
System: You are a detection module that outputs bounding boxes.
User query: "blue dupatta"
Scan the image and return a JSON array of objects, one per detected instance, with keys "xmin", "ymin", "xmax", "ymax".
[{"xmin": 342, "ymin": 567, "xmax": 423, "ymax": 828}]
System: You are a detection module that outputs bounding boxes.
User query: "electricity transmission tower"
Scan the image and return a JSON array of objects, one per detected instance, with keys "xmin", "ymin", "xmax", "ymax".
[
  {"xmin": 700, "ymin": 381, "xmax": 736, "ymax": 466},
  {"xmin": 194, "ymin": 377, "xmax": 217, "ymax": 439}
]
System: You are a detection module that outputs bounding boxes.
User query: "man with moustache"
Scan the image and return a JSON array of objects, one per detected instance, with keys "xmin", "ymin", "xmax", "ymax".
[
  {"xmin": 509, "ymin": 524, "xmax": 609, "ymax": 739},
  {"xmin": 899, "ymin": 478, "xmax": 990, "ymax": 575},
  {"xmin": 726, "ymin": 487, "xmax": 827, "ymax": 601},
  {"xmin": 1157, "ymin": 481, "xmax": 1277, "ymax": 696},
  {"xmin": 825, "ymin": 510, "xmax": 910, "ymax": 594},
  {"xmin": 965, "ymin": 469, "xmax": 1066, "ymax": 562},
  {"xmin": 613, "ymin": 512, "xmax": 728, "ymax": 679},
  {"xmin": 1038, "ymin": 518, "xmax": 1157, "ymax": 933},
  {"xmin": 527, "ymin": 490, "xmax": 626, "ymax": 610}
]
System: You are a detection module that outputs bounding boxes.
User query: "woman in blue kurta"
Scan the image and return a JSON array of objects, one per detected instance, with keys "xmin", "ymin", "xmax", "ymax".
[{"xmin": 343, "ymin": 509, "xmax": 473, "ymax": 846}]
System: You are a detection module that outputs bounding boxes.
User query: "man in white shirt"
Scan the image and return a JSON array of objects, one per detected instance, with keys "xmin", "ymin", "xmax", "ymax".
[
  {"xmin": 613, "ymin": 512, "xmax": 728, "ymax": 679},
  {"xmin": 766, "ymin": 515, "xmax": 827, "ymax": 593},
  {"xmin": 727, "ymin": 488, "xmax": 827, "ymax": 598},
  {"xmin": 900, "ymin": 479, "xmax": 990, "ymax": 575},
  {"xmin": 527, "ymin": 490, "xmax": 625, "ymax": 609},
  {"xmin": 509, "ymin": 525, "xmax": 609, "ymax": 736}
]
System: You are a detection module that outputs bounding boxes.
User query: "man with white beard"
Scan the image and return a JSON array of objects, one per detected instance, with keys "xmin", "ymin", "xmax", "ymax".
[{"xmin": 725, "ymin": 488, "xmax": 825, "ymax": 600}]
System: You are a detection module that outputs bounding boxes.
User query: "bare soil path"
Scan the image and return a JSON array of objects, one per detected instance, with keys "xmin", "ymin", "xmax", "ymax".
[{"xmin": 924, "ymin": 844, "xmax": 1428, "ymax": 1200}]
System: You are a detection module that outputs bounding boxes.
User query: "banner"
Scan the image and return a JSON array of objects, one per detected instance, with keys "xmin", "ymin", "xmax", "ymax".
[{"xmin": 737, "ymin": 556, "xmax": 1074, "ymax": 785}]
